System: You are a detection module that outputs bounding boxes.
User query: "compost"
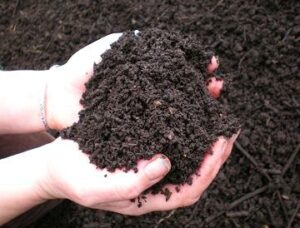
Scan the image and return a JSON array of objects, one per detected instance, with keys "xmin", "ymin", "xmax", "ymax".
[
  {"xmin": 60, "ymin": 28, "xmax": 238, "ymax": 196},
  {"xmin": 0, "ymin": 0, "xmax": 299, "ymax": 227}
]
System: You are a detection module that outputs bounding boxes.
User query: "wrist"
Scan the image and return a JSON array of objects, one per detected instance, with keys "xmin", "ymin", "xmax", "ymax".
[
  {"xmin": 0, "ymin": 143, "xmax": 53, "ymax": 224},
  {"xmin": 37, "ymin": 139, "xmax": 78, "ymax": 200},
  {"xmin": 36, "ymin": 140, "xmax": 64, "ymax": 200},
  {"xmin": 0, "ymin": 70, "xmax": 55, "ymax": 134}
]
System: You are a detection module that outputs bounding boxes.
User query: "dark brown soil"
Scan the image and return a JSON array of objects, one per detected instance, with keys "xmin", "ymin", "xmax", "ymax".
[
  {"xmin": 60, "ymin": 28, "xmax": 239, "ymax": 196},
  {"xmin": 1, "ymin": 0, "xmax": 299, "ymax": 227}
]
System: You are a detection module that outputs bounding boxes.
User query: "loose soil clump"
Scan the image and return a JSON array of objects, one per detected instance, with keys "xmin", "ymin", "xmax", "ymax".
[
  {"xmin": 1, "ymin": 0, "xmax": 299, "ymax": 227},
  {"xmin": 61, "ymin": 29, "xmax": 239, "ymax": 195}
]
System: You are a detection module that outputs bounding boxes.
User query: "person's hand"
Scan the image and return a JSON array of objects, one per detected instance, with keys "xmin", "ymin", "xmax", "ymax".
[
  {"xmin": 39, "ymin": 37, "xmax": 239, "ymax": 214},
  {"xmin": 40, "ymin": 134, "xmax": 238, "ymax": 216},
  {"xmin": 46, "ymin": 33, "xmax": 123, "ymax": 130},
  {"xmin": 40, "ymin": 138, "xmax": 171, "ymax": 208},
  {"xmin": 90, "ymin": 59, "xmax": 240, "ymax": 215},
  {"xmin": 40, "ymin": 135, "xmax": 238, "ymax": 216}
]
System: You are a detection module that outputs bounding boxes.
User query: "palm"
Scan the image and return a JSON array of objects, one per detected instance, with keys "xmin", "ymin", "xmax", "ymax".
[{"xmin": 47, "ymin": 34, "xmax": 122, "ymax": 130}]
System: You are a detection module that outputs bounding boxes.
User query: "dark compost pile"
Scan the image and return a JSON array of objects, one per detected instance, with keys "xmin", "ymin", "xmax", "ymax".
[
  {"xmin": 0, "ymin": 0, "xmax": 299, "ymax": 227},
  {"xmin": 60, "ymin": 29, "xmax": 238, "ymax": 196}
]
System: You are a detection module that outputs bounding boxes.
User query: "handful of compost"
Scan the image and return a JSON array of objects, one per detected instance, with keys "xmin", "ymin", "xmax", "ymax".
[{"xmin": 61, "ymin": 29, "xmax": 239, "ymax": 201}]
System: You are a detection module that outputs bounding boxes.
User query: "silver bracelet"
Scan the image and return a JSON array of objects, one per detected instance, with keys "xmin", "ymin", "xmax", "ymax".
[{"xmin": 39, "ymin": 82, "xmax": 49, "ymax": 130}]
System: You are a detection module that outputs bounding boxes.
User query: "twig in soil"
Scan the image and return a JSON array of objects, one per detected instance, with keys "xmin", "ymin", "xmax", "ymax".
[
  {"xmin": 13, "ymin": 0, "xmax": 21, "ymax": 15},
  {"xmin": 45, "ymin": 25, "xmax": 62, "ymax": 51},
  {"xmin": 210, "ymin": 0, "xmax": 224, "ymax": 12},
  {"xmin": 226, "ymin": 210, "xmax": 249, "ymax": 217},
  {"xmin": 264, "ymin": 201, "xmax": 277, "ymax": 228},
  {"xmin": 184, "ymin": 202, "xmax": 205, "ymax": 227},
  {"xmin": 187, "ymin": 201, "xmax": 201, "ymax": 221},
  {"xmin": 287, "ymin": 201, "xmax": 300, "ymax": 228},
  {"xmin": 185, "ymin": 219, "xmax": 204, "ymax": 228},
  {"xmin": 205, "ymin": 211, "xmax": 224, "ymax": 224},
  {"xmin": 281, "ymin": 144, "xmax": 300, "ymax": 177},
  {"xmin": 276, "ymin": 191, "xmax": 289, "ymax": 224},
  {"xmin": 282, "ymin": 28, "xmax": 292, "ymax": 42},
  {"xmin": 234, "ymin": 141, "xmax": 272, "ymax": 181},
  {"xmin": 205, "ymin": 185, "xmax": 268, "ymax": 224},
  {"xmin": 228, "ymin": 218, "xmax": 240, "ymax": 228},
  {"xmin": 237, "ymin": 54, "xmax": 247, "ymax": 73},
  {"xmin": 262, "ymin": 168, "xmax": 281, "ymax": 175},
  {"xmin": 227, "ymin": 185, "xmax": 268, "ymax": 210},
  {"xmin": 154, "ymin": 209, "xmax": 176, "ymax": 228}
]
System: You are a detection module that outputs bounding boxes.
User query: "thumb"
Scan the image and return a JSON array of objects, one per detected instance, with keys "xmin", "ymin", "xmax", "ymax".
[
  {"xmin": 143, "ymin": 155, "xmax": 171, "ymax": 181},
  {"xmin": 114, "ymin": 155, "xmax": 171, "ymax": 200}
]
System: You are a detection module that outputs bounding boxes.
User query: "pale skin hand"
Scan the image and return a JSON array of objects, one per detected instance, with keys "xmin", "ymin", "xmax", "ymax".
[
  {"xmin": 0, "ymin": 34, "xmax": 239, "ymax": 224},
  {"xmin": 41, "ymin": 39, "xmax": 238, "ymax": 215},
  {"xmin": 41, "ymin": 133, "xmax": 238, "ymax": 216}
]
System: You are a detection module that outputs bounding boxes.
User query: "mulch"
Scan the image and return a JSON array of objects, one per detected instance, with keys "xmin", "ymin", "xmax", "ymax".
[{"xmin": 0, "ymin": 0, "xmax": 299, "ymax": 227}]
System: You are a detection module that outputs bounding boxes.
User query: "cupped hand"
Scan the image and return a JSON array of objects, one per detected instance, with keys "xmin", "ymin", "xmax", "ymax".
[
  {"xmin": 41, "ymin": 138, "xmax": 171, "ymax": 208},
  {"xmin": 90, "ymin": 134, "xmax": 238, "ymax": 215},
  {"xmin": 41, "ymin": 134, "xmax": 238, "ymax": 215},
  {"xmin": 41, "ymin": 36, "xmax": 239, "ymax": 215},
  {"xmin": 92, "ymin": 58, "xmax": 240, "ymax": 215}
]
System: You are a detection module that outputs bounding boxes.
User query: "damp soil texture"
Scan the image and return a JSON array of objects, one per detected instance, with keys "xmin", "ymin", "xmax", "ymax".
[
  {"xmin": 1, "ymin": 0, "xmax": 299, "ymax": 228},
  {"xmin": 60, "ymin": 28, "xmax": 239, "ymax": 196}
]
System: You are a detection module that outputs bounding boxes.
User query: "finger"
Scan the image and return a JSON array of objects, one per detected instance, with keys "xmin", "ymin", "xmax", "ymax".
[
  {"xmin": 178, "ymin": 133, "xmax": 239, "ymax": 203},
  {"xmin": 206, "ymin": 56, "xmax": 223, "ymax": 98},
  {"xmin": 207, "ymin": 56, "xmax": 219, "ymax": 73},
  {"xmin": 206, "ymin": 77, "xmax": 224, "ymax": 99},
  {"xmin": 178, "ymin": 132, "xmax": 240, "ymax": 204}
]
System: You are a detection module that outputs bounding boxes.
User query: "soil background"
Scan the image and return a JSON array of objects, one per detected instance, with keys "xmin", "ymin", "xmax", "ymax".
[{"xmin": 0, "ymin": 0, "xmax": 299, "ymax": 227}]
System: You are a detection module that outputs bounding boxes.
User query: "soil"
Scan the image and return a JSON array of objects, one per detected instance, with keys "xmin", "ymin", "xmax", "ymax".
[
  {"xmin": 60, "ymin": 28, "xmax": 239, "ymax": 196},
  {"xmin": 0, "ymin": 0, "xmax": 299, "ymax": 227}
]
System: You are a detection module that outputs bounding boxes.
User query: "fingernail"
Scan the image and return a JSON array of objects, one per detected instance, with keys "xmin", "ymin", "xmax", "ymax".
[
  {"xmin": 220, "ymin": 138, "xmax": 228, "ymax": 153},
  {"xmin": 230, "ymin": 130, "xmax": 241, "ymax": 143},
  {"xmin": 215, "ymin": 56, "xmax": 219, "ymax": 65},
  {"xmin": 144, "ymin": 156, "xmax": 171, "ymax": 181}
]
